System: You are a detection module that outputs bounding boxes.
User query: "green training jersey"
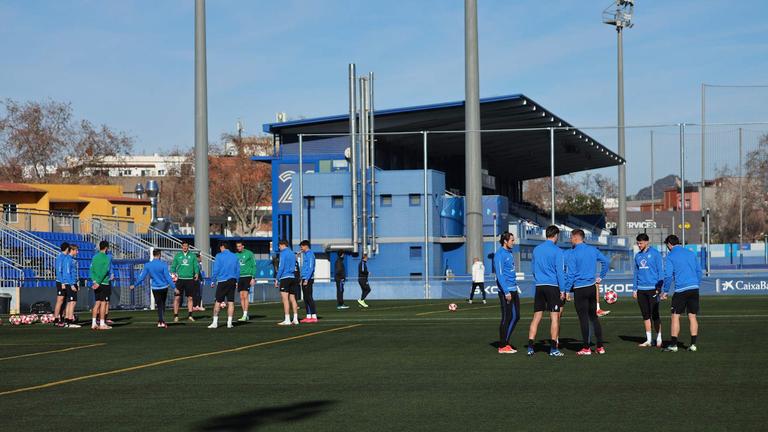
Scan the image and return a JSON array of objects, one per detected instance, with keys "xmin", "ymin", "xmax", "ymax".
[
  {"xmin": 237, "ymin": 249, "xmax": 256, "ymax": 277},
  {"xmin": 171, "ymin": 251, "xmax": 199, "ymax": 279}
]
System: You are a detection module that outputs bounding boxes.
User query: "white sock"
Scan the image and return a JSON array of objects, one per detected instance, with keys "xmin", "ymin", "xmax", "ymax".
[
  {"xmin": 312, "ymin": 314, "xmax": 317, "ymax": 319},
  {"xmin": 284, "ymin": 314, "xmax": 290, "ymax": 322},
  {"xmin": 100, "ymin": 320, "xmax": 106, "ymax": 326},
  {"xmin": 596, "ymin": 304, "xmax": 602, "ymax": 311},
  {"xmin": 212, "ymin": 316, "xmax": 218, "ymax": 325},
  {"xmin": 227, "ymin": 316, "xmax": 233, "ymax": 325},
  {"xmin": 293, "ymin": 314, "xmax": 299, "ymax": 322},
  {"xmin": 92, "ymin": 318, "xmax": 97, "ymax": 326},
  {"xmin": 656, "ymin": 333, "xmax": 662, "ymax": 343},
  {"xmin": 645, "ymin": 331, "xmax": 652, "ymax": 343}
]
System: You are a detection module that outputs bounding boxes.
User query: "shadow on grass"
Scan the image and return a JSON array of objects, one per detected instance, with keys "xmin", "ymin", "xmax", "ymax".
[
  {"xmin": 194, "ymin": 400, "xmax": 336, "ymax": 431},
  {"xmin": 618, "ymin": 335, "xmax": 646, "ymax": 344}
]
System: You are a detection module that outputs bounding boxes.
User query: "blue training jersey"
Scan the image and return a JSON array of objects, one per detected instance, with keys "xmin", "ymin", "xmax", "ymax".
[
  {"xmin": 532, "ymin": 240, "xmax": 566, "ymax": 292},
  {"xmin": 565, "ymin": 242, "xmax": 609, "ymax": 289},
  {"xmin": 633, "ymin": 247, "xmax": 663, "ymax": 290},
  {"xmin": 134, "ymin": 259, "xmax": 175, "ymax": 290},
  {"xmin": 662, "ymin": 245, "xmax": 702, "ymax": 294},
  {"xmin": 494, "ymin": 246, "xmax": 517, "ymax": 295},
  {"xmin": 301, "ymin": 250, "xmax": 315, "ymax": 280},
  {"xmin": 276, "ymin": 248, "xmax": 296, "ymax": 280},
  {"xmin": 211, "ymin": 249, "xmax": 240, "ymax": 282}
]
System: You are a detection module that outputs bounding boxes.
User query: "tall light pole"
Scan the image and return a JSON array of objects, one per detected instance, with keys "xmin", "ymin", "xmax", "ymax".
[
  {"xmin": 194, "ymin": 0, "xmax": 210, "ymax": 262},
  {"xmin": 465, "ymin": 0, "xmax": 483, "ymax": 271},
  {"xmin": 603, "ymin": 0, "xmax": 634, "ymax": 237}
]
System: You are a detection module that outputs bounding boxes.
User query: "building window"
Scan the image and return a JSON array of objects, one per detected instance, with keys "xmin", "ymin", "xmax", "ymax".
[
  {"xmin": 332, "ymin": 196, "xmax": 344, "ymax": 208},
  {"xmin": 381, "ymin": 194, "xmax": 392, "ymax": 207},
  {"xmin": 409, "ymin": 246, "xmax": 422, "ymax": 259},
  {"xmin": 126, "ymin": 207, "xmax": 132, "ymax": 217},
  {"xmin": 2, "ymin": 204, "xmax": 18, "ymax": 223},
  {"xmin": 304, "ymin": 196, "xmax": 315, "ymax": 209},
  {"xmin": 409, "ymin": 194, "xmax": 421, "ymax": 206},
  {"xmin": 142, "ymin": 207, "xmax": 147, "ymax": 215},
  {"xmin": 158, "ymin": 170, "xmax": 166, "ymax": 176},
  {"xmin": 409, "ymin": 272, "xmax": 423, "ymax": 281},
  {"xmin": 140, "ymin": 170, "xmax": 149, "ymax": 177},
  {"xmin": 112, "ymin": 206, "xmax": 118, "ymax": 216}
]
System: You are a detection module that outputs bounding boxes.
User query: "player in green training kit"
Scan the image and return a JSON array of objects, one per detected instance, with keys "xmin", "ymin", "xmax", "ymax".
[
  {"xmin": 235, "ymin": 241, "xmax": 256, "ymax": 322},
  {"xmin": 170, "ymin": 242, "xmax": 200, "ymax": 323},
  {"xmin": 89, "ymin": 241, "xmax": 112, "ymax": 330}
]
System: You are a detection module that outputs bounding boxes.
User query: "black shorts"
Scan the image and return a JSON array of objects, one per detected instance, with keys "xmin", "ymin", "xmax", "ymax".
[
  {"xmin": 237, "ymin": 276, "xmax": 253, "ymax": 292},
  {"xmin": 56, "ymin": 282, "xmax": 66, "ymax": 297},
  {"xmin": 534, "ymin": 285, "xmax": 562, "ymax": 312},
  {"xmin": 176, "ymin": 279, "xmax": 198, "ymax": 298},
  {"xmin": 671, "ymin": 289, "xmax": 699, "ymax": 315},
  {"xmin": 66, "ymin": 284, "xmax": 78, "ymax": 302},
  {"xmin": 279, "ymin": 278, "xmax": 298, "ymax": 295},
  {"xmin": 94, "ymin": 284, "xmax": 111, "ymax": 302},
  {"xmin": 636, "ymin": 289, "xmax": 661, "ymax": 320},
  {"xmin": 215, "ymin": 279, "xmax": 237, "ymax": 303}
]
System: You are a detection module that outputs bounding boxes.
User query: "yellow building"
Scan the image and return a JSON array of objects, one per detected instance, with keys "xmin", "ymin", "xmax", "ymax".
[{"xmin": 0, "ymin": 182, "xmax": 151, "ymax": 233}]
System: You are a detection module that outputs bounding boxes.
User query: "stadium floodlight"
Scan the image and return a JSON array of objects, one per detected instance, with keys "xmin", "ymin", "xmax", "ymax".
[{"xmin": 603, "ymin": 0, "xmax": 634, "ymax": 236}]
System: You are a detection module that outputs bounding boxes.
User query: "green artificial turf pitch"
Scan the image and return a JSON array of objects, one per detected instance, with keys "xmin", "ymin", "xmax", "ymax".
[{"xmin": 1, "ymin": 296, "xmax": 767, "ymax": 431}]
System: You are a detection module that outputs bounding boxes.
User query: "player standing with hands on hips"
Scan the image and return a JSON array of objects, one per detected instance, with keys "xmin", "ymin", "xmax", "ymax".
[
  {"xmin": 661, "ymin": 235, "xmax": 702, "ymax": 352},
  {"xmin": 495, "ymin": 232, "xmax": 520, "ymax": 354}
]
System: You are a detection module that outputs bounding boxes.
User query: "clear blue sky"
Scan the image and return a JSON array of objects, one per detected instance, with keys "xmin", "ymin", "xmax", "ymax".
[{"xmin": 2, "ymin": 0, "xmax": 767, "ymax": 194}]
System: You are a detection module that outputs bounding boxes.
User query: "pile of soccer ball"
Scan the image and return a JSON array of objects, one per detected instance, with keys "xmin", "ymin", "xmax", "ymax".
[{"xmin": 6, "ymin": 313, "xmax": 54, "ymax": 326}]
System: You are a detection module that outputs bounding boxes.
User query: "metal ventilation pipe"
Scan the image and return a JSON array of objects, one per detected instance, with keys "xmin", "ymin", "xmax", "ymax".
[
  {"xmin": 146, "ymin": 180, "xmax": 159, "ymax": 223},
  {"xmin": 359, "ymin": 76, "xmax": 369, "ymax": 256},
  {"xmin": 348, "ymin": 64, "xmax": 359, "ymax": 254},
  {"xmin": 134, "ymin": 183, "xmax": 145, "ymax": 199},
  {"xmin": 368, "ymin": 71, "xmax": 377, "ymax": 255}
]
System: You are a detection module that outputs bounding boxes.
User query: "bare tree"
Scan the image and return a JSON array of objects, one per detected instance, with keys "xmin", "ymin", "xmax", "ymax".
[
  {"xmin": 0, "ymin": 98, "xmax": 134, "ymax": 183},
  {"xmin": 209, "ymin": 134, "xmax": 272, "ymax": 235}
]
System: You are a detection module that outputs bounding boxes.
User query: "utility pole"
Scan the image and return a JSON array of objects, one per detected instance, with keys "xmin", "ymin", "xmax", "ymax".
[{"xmin": 194, "ymin": 0, "xmax": 210, "ymax": 263}]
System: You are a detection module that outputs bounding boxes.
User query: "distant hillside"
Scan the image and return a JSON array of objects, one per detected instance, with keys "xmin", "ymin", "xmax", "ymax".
[{"xmin": 632, "ymin": 174, "xmax": 695, "ymax": 200}]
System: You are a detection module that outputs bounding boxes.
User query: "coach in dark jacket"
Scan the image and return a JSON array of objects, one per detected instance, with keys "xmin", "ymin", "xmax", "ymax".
[
  {"xmin": 357, "ymin": 254, "xmax": 371, "ymax": 308},
  {"xmin": 334, "ymin": 251, "xmax": 348, "ymax": 309}
]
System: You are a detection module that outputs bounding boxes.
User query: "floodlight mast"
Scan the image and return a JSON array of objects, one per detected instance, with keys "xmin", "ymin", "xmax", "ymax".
[{"xmin": 603, "ymin": 0, "xmax": 633, "ymax": 237}]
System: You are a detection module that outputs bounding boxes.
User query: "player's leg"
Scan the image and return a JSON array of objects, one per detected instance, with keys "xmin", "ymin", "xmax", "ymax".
[
  {"xmin": 596, "ymin": 284, "xmax": 610, "ymax": 316},
  {"xmin": 573, "ymin": 288, "xmax": 592, "ymax": 353},
  {"xmin": 238, "ymin": 277, "xmax": 250, "ymax": 321},
  {"xmin": 480, "ymin": 282, "xmax": 486, "ymax": 303},
  {"xmin": 208, "ymin": 282, "xmax": 224, "ymax": 328},
  {"xmin": 665, "ymin": 292, "xmax": 686, "ymax": 352},
  {"xmin": 186, "ymin": 284, "xmax": 195, "ymax": 321},
  {"xmin": 289, "ymin": 292, "xmax": 299, "ymax": 325},
  {"xmin": 277, "ymin": 280, "xmax": 292, "ymax": 325},
  {"xmin": 637, "ymin": 291, "xmax": 653, "ymax": 346},
  {"xmin": 54, "ymin": 282, "xmax": 65, "ymax": 325},
  {"xmin": 651, "ymin": 293, "xmax": 662, "ymax": 347},
  {"xmin": 173, "ymin": 284, "xmax": 182, "ymax": 322},
  {"xmin": 527, "ymin": 310, "xmax": 543, "ymax": 354},
  {"xmin": 587, "ymin": 286, "xmax": 604, "ymax": 352},
  {"xmin": 468, "ymin": 282, "xmax": 475, "ymax": 303},
  {"xmin": 152, "ymin": 289, "xmax": 165, "ymax": 327},
  {"xmin": 336, "ymin": 279, "xmax": 346, "ymax": 308},
  {"xmin": 497, "ymin": 291, "xmax": 514, "ymax": 353},
  {"xmin": 686, "ymin": 291, "xmax": 699, "ymax": 351},
  {"xmin": 301, "ymin": 280, "xmax": 317, "ymax": 322},
  {"xmin": 91, "ymin": 288, "xmax": 101, "ymax": 330},
  {"xmin": 98, "ymin": 291, "xmax": 110, "ymax": 330}
]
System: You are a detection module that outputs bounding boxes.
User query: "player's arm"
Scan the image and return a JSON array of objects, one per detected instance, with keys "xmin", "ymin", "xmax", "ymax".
[
  {"xmin": 596, "ymin": 250, "xmax": 609, "ymax": 283},
  {"xmin": 131, "ymin": 266, "xmax": 148, "ymax": 290},
  {"xmin": 661, "ymin": 257, "xmax": 673, "ymax": 299},
  {"xmin": 170, "ymin": 254, "xmax": 179, "ymax": 275},
  {"xmin": 556, "ymin": 250, "xmax": 566, "ymax": 296}
]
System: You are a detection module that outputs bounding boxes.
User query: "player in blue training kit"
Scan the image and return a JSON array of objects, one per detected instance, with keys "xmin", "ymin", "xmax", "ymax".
[
  {"xmin": 208, "ymin": 243, "xmax": 240, "ymax": 329},
  {"xmin": 661, "ymin": 235, "xmax": 702, "ymax": 352},
  {"xmin": 565, "ymin": 229, "xmax": 609, "ymax": 355},
  {"xmin": 131, "ymin": 249, "xmax": 175, "ymax": 328},
  {"xmin": 527, "ymin": 225, "xmax": 567, "ymax": 357},
  {"xmin": 53, "ymin": 242, "xmax": 70, "ymax": 326},
  {"xmin": 275, "ymin": 240, "xmax": 299, "ymax": 325},
  {"xmin": 633, "ymin": 233, "xmax": 664, "ymax": 347},
  {"xmin": 495, "ymin": 232, "xmax": 520, "ymax": 354}
]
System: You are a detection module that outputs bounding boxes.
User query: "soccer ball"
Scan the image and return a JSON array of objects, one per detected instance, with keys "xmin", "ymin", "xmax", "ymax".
[
  {"xmin": 9, "ymin": 315, "xmax": 22, "ymax": 326},
  {"xmin": 21, "ymin": 315, "xmax": 33, "ymax": 325},
  {"xmin": 40, "ymin": 314, "xmax": 51, "ymax": 324},
  {"xmin": 220, "ymin": 302, "xmax": 227, "ymax": 309},
  {"xmin": 448, "ymin": 303, "xmax": 458, "ymax": 311},
  {"xmin": 604, "ymin": 290, "xmax": 618, "ymax": 304}
]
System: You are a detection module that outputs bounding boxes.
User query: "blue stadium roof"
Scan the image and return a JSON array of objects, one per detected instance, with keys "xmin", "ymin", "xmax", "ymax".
[{"xmin": 262, "ymin": 94, "xmax": 623, "ymax": 181}]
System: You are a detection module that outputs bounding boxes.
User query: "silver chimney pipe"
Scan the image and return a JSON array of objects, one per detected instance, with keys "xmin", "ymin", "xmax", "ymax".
[
  {"xmin": 359, "ymin": 76, "xmax": 369, "ymax": 256},
  {"xmin": 146, "ymin": 180, "xmax": 159, "ymax": 223},
  {"xmin": 368, "ymin": 71, "xmax": 376, "ymax": 255},
  {"xmin": 134, "ymin": 183, "xmax": 145, "ymax": 199},
  {"xmin": 348, "ymin": 64, "xmax": 359, "ymax": 254}
]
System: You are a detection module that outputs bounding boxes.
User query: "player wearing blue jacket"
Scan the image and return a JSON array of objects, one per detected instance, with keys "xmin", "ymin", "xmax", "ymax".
[
  {"xmin": 62, "ymin": 245, "xmax": 80, "ymax": 328},
  {"xmin": 53, "ymin": 242, "xmax": 70, "ymax": 326},
  {"xmin": 633, "ymin": 233, "xmax": 664, "ymax": 347},
  {"xmin": 208, "ymin": 243, "xmax": 240, "ymax": 329},
  {"xmin": 494, "ymin": 232, "xmax": 519, "ymax": 354},
  {"xmin": 566, "ymin": 230, "xmax": 609, "ymax": 355},
  {"xmin": 131, "ymin": 249, "xmax": 175, "ymax": 328},
  {"xmin": 527, "ymin": 225, "xmax": 566, "ymax": 357},
  {"xmin": 298, "ymin": 240, "xmax": 318, "ymax": 323},
  {"xmin": 660, "ymin": 235, "xmax": 702, "ymax": 352},
  {"xmin": 275, "ymin": 240, "xmax": 299, "ymax": 325}
]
